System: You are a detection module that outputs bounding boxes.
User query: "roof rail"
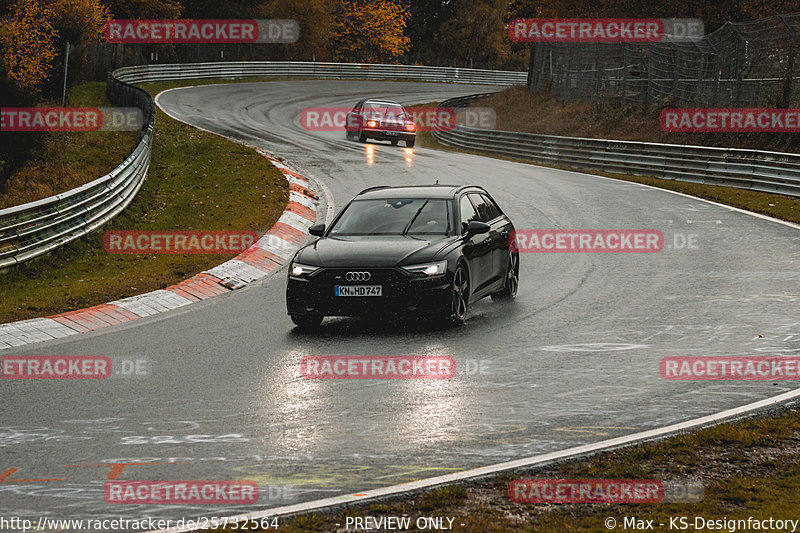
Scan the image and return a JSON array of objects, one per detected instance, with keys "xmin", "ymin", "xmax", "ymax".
[{"xmin": 357, "ymin": 185, "xmax": 392, "ymax": 195}]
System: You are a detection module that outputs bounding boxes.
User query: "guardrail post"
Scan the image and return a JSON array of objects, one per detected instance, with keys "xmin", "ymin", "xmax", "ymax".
[
  {"xmin": 694, "ymin": 40, "xmax": 706, "ymax": 106},
  {"xmin": 646, "ymin": 43, "xmax": 653, "ymax": 105},
  {"xmin": 526, "ymin": 42, "xmax": 537, "ymax": 92},
  {"xmin": 706, "ymin": 39, "xmax": 722, "ymax": 107},
  {"xmin": 621, "ymin": 44, "xmax": 628, "ymax": 103},
  {"xmin": 779, "ymin": 15, "xmax": 797, "ymax": 108},
  {"xmin": 594, "ymin": 46, "xmax": 605, "ymax": 101},
  {"xmin": 730, "ymin": 23, "xmax": 745, "ymax": 107}
]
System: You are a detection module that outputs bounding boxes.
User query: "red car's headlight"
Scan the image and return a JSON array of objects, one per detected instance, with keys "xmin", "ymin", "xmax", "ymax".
[
  {"xmin": 405, "ymin": 123, "xmax": 416, "ymax": 132},
  {"xmin": 366, "ymin": 120, "xmax": 377, "ymax": 128}
]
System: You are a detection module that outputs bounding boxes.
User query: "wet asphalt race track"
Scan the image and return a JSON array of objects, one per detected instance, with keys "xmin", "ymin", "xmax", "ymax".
[{"xmin": 1, "ymin": 80, "xmax": 799, "ymax": 525}]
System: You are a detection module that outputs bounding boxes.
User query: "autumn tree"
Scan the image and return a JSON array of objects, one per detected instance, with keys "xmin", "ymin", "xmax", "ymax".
[
  {"xmin": 403, "ymin": 0, "xmax": 457, "ymax": 64},
  {"xmin": 52, "ymin": 0, "xmax": 110, "ymax": 43},
  {"xmin": 104, "ymin": 0, "xmax": 182, "ymax": 19},
  {"xmin": 436, "ymin": 0, "xmax": 509, "ymax": 69},
  {"xmin": 256, "ymin": 0, "xmax": 343, "ymax": 61},
  {"xmin": 510, "ymin": 0, "xmax": 800, "ymax": 30},
  {"xmin": 0, "ymin": 0, "xmax": 58, "ymax": 91},
  {"xmin": 333, "ymin": 0, "xmax": 410, "ymax": 63},
  {"xmin": 0, "ymin": 0, "xmax": 109, "ymax": 93},
  {"xmin": 179, "ymin": 0, "xmax": 263, "ymax": 18}
]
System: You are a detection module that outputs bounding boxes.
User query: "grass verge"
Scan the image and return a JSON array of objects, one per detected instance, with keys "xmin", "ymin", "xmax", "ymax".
[
  {"xmin": 0, "ymin": 81, "xmax": 287, "ymax": 324},
  {"xmin": 0, "ymin": 83, "xmax": 139, "ymax": 209},
  {"xmin": 213, "ymin": 406, "xmax": 800, "ymax": 532}
]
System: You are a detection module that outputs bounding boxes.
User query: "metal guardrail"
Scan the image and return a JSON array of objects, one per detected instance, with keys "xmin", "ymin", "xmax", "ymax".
[
  {"xmin": 0, "ymin": 62, "xmax": 525, "ymax": 270},
  {"xmin": 434, "ymin": 94, "xmax": 800, "ymax": 198},
  {"xmin": 0, "ymin": 77, "xmax": 154, "ymax": 270},
  {"xmin": 112, "ymin": 61, "xmax": 528, "ymax": 85}
]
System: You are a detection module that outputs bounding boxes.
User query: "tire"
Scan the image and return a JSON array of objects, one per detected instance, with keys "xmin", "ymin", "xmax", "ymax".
[
  {"xmin": 359, "ymin": 130, "xmax": 367, "ymax": 143},
  {"xmin": 492, "ymin": 251, "xmax": 519, "ymax": 301},
  {"xmin": 406, "ymin": 138, "xmax": 415, "ymax": 148},
  {"xmin": 390, "ymin": 139, "xmax": 399, "ymax": 146},
  {"xmin": 443, "ymin": 263, "xmax": 469, "ymax": 325},
  {"xmin": 291, "ymin": 313, "xmax": 323, "ymax": 329}
]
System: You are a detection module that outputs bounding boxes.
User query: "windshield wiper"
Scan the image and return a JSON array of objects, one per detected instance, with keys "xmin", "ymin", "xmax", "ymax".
[{"xmin": 401, "ymin": 200, "xmax": 429, "ymax": 235}]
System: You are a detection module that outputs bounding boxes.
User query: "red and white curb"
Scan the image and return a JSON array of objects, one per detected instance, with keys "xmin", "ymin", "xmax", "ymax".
[{"xmin": 0, "ymin": 154, "xmax": 318, "ymax": 351}]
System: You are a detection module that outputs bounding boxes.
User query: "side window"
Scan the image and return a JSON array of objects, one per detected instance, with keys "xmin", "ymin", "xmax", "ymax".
[
  {"xmin": 480, "ymin": 194, "xmax": 502, "ymax": 220},
  {"xmin": 468, "ymin": 193, "xmax": 494, "ymax": 223},
  {"xmin": 459, "ymin": 195, "xmax": 479, "ymax": 233}
]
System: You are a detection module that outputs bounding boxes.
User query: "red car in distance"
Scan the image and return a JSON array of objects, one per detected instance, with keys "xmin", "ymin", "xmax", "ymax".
[{"xmin": 345, "ymin": 99, "xmax": 416, "ymax": 148}]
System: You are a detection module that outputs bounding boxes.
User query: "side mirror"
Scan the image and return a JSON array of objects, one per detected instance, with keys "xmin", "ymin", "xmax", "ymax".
[
  {"xmin": 465, "ymin": 220, "xmax": 490, "ymax": 237},
  {"xmin": 309, "ymin": 223, "xmax": 325, "ymax": 237}
]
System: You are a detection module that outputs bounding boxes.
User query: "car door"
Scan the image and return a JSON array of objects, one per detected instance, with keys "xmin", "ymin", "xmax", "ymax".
[
  {"xmin": 347, "ymin": 101, "xmax": 363, "ymax": 133},
  {"xmin": 469, "ymin": 193, "xmax": 509, "ymax": 290},
  {"xmin": 459, "ymin": 194, "xmax": 493, "ymax": 296}
]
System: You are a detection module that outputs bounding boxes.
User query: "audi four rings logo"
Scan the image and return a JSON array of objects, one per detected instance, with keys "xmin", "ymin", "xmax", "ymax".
[{"xmin": 345, "ymin": 271, "xmax": 371, "ymax": 281}]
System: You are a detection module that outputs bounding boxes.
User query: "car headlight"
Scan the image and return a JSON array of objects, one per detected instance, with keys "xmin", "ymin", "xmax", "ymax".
[
  {"xmin": 366, "ymin": 120, "xmax": 377, "ymax": 128},
  {"xmin": 404, "ymin": 123, "xmax": 416, "ymax": 132},
  {"xmin": 400, "ymin": 260, "xmax": 447, "ymax": 277},
  {"xmin": 290, "ymin": 263, "xmax": 319, "ymax": 277}
]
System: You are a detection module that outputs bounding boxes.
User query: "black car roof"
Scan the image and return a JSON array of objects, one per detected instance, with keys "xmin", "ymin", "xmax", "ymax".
[{"xmin": 356, "ymin": 184, "xmax": 486, "ymax": 200}]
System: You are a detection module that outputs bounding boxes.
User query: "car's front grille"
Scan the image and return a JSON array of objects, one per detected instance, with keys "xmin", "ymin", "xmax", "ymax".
[{"xmin": 313, "ymin": 268, "xmax": 407, "ymax": 295}]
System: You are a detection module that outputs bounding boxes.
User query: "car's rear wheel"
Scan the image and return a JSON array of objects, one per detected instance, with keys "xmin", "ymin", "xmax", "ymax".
[
  {"xmin": 492, "ymin": 251, "xmax": 519, "ymax": 300},
  {"xmin": 444, "ymin": 263, "xmax": 469, "ymax": 325},
  {"xmin": 406, "ymin": 138, "xmax": 415, "ymax": 148},
  {"xmin": 291, "ymin": 313, "xmax": 323, "ymax": 329}
]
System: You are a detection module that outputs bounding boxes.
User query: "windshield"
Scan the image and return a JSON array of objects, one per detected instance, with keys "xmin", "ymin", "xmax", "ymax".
[
  {"xmin": 329, "ymin": 198, "xmax": 450, "ymax": 236},
  {"xmin": 363, "ymin": 103, "xmax": 406, "ymax": 120}
]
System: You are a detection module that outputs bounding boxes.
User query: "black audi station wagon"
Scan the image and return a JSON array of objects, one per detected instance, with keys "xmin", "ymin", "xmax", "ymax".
[{"xmin": 286, "ymin": 185, "xmax": 518, "ymax": 328}]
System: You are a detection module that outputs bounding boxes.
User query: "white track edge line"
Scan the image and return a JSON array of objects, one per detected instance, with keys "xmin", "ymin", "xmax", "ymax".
[
  {"xmin": 149, "ymin": 84, "xmax": 800, "ymax": 532},
  {"xmin": 153, "ymin": 387, "xmax": 800, "ymax": 532}
]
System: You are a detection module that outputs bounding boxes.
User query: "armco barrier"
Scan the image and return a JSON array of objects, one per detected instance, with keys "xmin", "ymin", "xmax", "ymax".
[
  {"xmin": 0, "ymin": 85, "xmax": 154, "ymax": 270},
  {"xmin": 433, "ymin": 94, "xmax": 800, "ymax": 198},
  {"xmin": 111, "ymin": 61, "xmax": 528, "ymax": 86},
  {"xmin": 0, "ymin": 62, "xmax": 526, "ymax": 270}
]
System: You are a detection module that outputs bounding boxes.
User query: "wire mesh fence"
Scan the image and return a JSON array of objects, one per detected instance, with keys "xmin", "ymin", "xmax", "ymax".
[{"xmin": 527, "ymin": 13, "xmax": 800, "ymax": 108}]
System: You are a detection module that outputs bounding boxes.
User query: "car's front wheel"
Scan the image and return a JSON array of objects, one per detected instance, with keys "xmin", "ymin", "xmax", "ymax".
[
  {"xmin": 443, "ymin": 263, "xmax": 469, "ymax": 325},
  {"xmin": 359, "ymin": 130, "xmax": 367, "ymax": 143},
  {"xmin": 406, "ymin": 138, "xmax": 415, "ymax": 148},
  {"xmin": 492, "ymin": 250, "xmax": 519, "ymax": 300},
  {"xmin": 291, "ymin": 313, "xmax": 323, "ymax": 329}
]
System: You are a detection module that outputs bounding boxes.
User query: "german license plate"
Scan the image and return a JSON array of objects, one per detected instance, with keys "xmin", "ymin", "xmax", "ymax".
[
  {"xmin": 383, "ymin": 131, "xmax": 398, "ymax": 136},
  {"xmin": 335, "ymin": 285, "xmax": 382, "ymax": 297}
]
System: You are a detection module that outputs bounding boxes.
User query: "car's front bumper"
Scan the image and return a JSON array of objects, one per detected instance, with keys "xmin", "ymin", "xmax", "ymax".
[
  {"xmin": 362, "ymin": 127, "xmax": 416, "ymax": 142},
  {"xmin": 287, "ymin": 267, "xmax": 450, "ymax": 317}
]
